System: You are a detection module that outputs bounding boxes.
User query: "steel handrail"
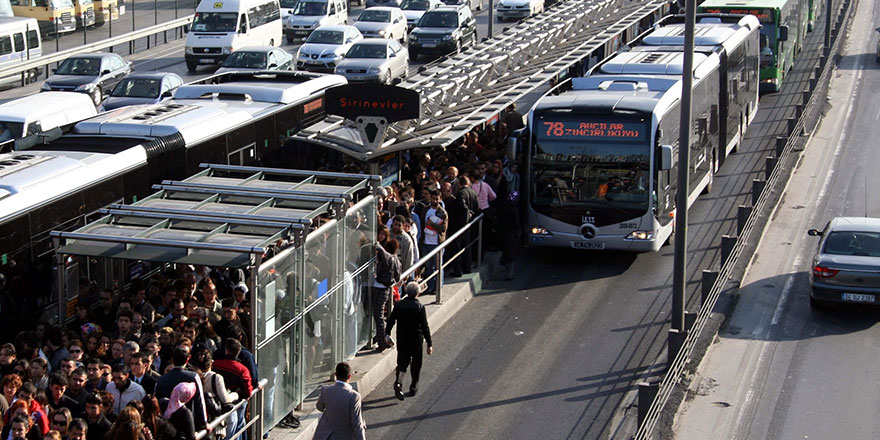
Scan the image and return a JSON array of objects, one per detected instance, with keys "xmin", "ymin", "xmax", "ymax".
[
  {"xmin": 195, "ymin": 378, "xmax": 269, "ymax": 440},
  {"xmin": 3, "ymin": 15, "xmax": 193, "ymax": 81},
  {"xmin": 396, "ymin": 213, "xmax": 484, "ymax": 284}
]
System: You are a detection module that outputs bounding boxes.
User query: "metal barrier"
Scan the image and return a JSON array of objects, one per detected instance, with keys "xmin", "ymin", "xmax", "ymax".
[
  {"xmin": 391, "ymin": 213, "xmax": 484, "ymax": 305},
  {"xmin": 633, "ymin": 0, "xmax": 856, "ymax": 437},
  {"xmin": 196, "ymin": 378, "xmax": 269, "ymax": 440},
  {"xmin": 5, "ymin": 15, "xmax": 193, "ymax": 88}
]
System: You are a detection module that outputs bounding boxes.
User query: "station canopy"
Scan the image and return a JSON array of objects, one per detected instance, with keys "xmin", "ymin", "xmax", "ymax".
[
  {"xmin": 293, "ymin": 0, "xmax": 670, "ymax": 160},
  {"xmin": 53, "ymin": 164, "xmax": 378, "ymax": 268}
]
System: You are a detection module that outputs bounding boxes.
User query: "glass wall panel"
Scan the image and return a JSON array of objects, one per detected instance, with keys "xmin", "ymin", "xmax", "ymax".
[
  {"xmin": 303, "ymin": 220, "xmax": 340, "ymax": 392},
  {"xmin": 342, "ymin": 196, "xmax": 376, "ymax": 359},
  {"xmin": 257, "ymin": 319, "xmax": 300, "ymax": 430}
]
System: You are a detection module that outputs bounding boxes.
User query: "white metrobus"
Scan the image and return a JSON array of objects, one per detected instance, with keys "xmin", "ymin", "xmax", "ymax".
[{"xmin": 185, "ymin": 0, "xmax": 282, "ymax": 72}]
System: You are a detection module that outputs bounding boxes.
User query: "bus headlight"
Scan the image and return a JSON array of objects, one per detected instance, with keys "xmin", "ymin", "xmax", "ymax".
[
  {"xmin": 530, "ymin": 227, "xmax": 551, "ymax": 236},
  {"xmin": 185, "ymin": 46, "xmax": 194, "ymax": 54},
  {"xmin": 625, "ymin": 231, "xmax": 655, "ymax": 240}
]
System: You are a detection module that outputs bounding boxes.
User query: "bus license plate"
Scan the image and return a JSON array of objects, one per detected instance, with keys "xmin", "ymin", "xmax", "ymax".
[
  {"xmin": 842, "ymin": 293, "xmax": 875, "ymax": 303},
  {"xmin": 571, "ymin": 241, "xmax": 605, "ymax": 250}
]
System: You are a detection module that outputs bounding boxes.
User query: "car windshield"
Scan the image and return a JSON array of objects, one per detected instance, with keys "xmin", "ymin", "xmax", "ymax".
[
  {"xmin": 358, "ymin": 9, "xmax": 390, "ymax": 22},
  {"xmin": 400, "ymin": 0, "xmax": 429, "ymax": 10},
  {"xmin": 346, "ymin": 43, "xmax": 386, "ymax": 58},
  {"xmin": 306, "ymin": 30, "xmax": 343, "ymax": 44},
  {"xmin": 55, "ymin": 57, "xmax": 101, "ymax": 75},
  {"xmin": 823, "ymin": 231, "xmax": 880, "ymax": 257},
  {"xmin": 110, "ymin": 78, "xmax": 162, "ymax": 98},
  {"xmin": 418, "ymin": 11, "xmax": 456, "ymax": 27},
  {"xmin": 294, "ymin": 1, "xmax": 326, "ymax": 15},
  {"xmin": 280, "ymin": 0, "xmax": 297, "ymax": 7},
  {"xmin": 191, "ymin": 12, "xmax": 238, "ymax": 32},
  {"xmin": 0, "ymin": 122, "xmax": 24, "ymax": 141},
  {"xmin": 222, "ymin": 51, "xmax": 268, "ymax": 68}
]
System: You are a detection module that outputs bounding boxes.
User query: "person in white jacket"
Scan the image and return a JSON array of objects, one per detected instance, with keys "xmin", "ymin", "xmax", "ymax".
[
  {"xmin": 105, "ymin": 364, "xmax": 145, "ymax": 415},
  {"xmin": 191, "ymin": 348, "xmax": 239, "ymax": 440}
]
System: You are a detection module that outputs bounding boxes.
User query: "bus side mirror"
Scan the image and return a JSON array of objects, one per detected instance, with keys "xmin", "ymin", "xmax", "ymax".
[
  {"xmin": 659, "ymin": 144, "xmax": 673, "ymax": 170},
  {"xmin": 508, "ymin": 128, "xmax": 525, "ymax": 159},
  {"xmin": 779, "ymin": 25, "xmax": 788, "ymax": 41}
]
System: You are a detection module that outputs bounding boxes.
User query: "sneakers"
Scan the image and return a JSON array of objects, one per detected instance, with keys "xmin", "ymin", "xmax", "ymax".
[{"xmin": 394, "ymin": 381, "xmax": 405, "ymax": 401}]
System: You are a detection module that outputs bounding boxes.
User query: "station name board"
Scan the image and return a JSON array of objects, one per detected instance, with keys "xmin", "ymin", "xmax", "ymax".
[
  {"xmin": 325, "ymin": 84, "xmax": 420, "ymax": 122},
  {"xmin": 539, "ymin": 120, "xmax": 646, "ymax": 141}
]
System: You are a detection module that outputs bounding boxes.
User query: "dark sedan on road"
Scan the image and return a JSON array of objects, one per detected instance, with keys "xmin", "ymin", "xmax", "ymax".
[
  {"xmin": 99, "ymin": 72, "xmax": 184, "ymax": 111},
  {"xmin": 41, "ymin": 52, "xmax": 132, "ymax": 106},
  {"xmin": 808, "ymin": 217, "xmax": 880, "ymax": 308}
]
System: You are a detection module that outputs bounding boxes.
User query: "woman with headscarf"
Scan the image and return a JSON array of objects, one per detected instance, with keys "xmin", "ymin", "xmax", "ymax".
[{"xmin": 163, "ymin": 384, "xmax": 195, "ymax": 440}]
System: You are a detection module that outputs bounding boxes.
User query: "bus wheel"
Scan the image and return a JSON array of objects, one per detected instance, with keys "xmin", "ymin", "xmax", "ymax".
[{"xmin": 665, "ymin": 226, "xmax": 675, "ymax": 246}]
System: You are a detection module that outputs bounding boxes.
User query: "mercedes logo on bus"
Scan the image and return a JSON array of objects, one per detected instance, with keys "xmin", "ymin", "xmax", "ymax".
[{"xmin": 580, "ymin": 224, "xmax": 597, "ymax": 240}]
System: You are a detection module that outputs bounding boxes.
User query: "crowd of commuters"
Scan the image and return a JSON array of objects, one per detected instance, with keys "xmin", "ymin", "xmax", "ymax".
[
  {"xmin": 369, "ymin": 105, "xmax": 525, "ymax": 351},
  {"xmin": 0, "ymin": 266, "xmax": 259, "ymax": 440}
]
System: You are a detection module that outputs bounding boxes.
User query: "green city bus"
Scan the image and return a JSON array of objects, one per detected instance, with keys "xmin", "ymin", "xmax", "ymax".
[{"xmin": 698, "ymin": 0, "xmax": 809, "ymax": 92}]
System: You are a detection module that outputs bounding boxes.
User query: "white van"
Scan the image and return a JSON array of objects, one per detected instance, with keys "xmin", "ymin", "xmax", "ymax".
[
  {"xmin": 185, "ymin": 0, "xmax": 282, "ymax": 72},
  {"xmin": 283, "ymin": 0, "xmax": 347, "ymax": 43},
  {"xmin": 0, "ymin": 17, "xmax": 42, "ymax": 88},
  {"xmin": 0, "ymin": 92, "xmax": 96, "ymax": 148}
]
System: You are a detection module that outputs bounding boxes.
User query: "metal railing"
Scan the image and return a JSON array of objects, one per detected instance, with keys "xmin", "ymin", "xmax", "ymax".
[
  {"xmin": 196, "ymin": 378, "xmax": 269, "ymax": 440},
  {"xmin": 4, "ymin": 14, "xmax": 193, "ymax": 88},
  {"xmin": 391, "ymin": 213, "xmax": 484, "ymax": 305},
  {"xmin": 633, "ymin": 0, "xmax": 856, "ymax": 437}
]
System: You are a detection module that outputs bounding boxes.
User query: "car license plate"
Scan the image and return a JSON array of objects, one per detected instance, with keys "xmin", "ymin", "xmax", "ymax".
[
  {"xmin": 571, "ymin": 241, "xmax": 605, "ymax": 250},
  {"xmin": 422, "ymin": 42, "xmax": 437, "ymax": 48},
  {"xmin": 349, "ymin": 76, "xmax": 363, "ymax": 80},
  {"xmin": 841, "ymin": 293, "xmax": 875, "ymax": 302},
  {"xmin": 295, "ymin": 31, "xmax": 308, "ymax": 36},
  {"xmin": 199, "ymin": 58, "xmax": 214, "ymax": 63}
]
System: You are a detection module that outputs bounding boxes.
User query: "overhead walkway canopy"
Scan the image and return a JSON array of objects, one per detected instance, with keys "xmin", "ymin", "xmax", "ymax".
[
  {"xmin": 52, "ymin": 164, "xmax": 381, "ymax": 438},
  {"xmin": 294, "ymin": 0, "xmax": 671, "ymax": 160}
]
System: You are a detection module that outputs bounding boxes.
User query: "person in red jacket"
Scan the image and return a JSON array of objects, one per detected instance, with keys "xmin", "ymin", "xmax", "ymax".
[
  {"xmin": 14, "ymin": 383, "xmax": 49, "ymax": 435},
  {"xmin": 211, "ymin": 338, "xmax": 252, "ymax": 440}
]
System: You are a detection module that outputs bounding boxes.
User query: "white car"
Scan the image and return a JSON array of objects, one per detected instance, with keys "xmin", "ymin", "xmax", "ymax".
[
  {"xmin": 296, "ymin": 25, "xmax": 364, "ymax": 73},
  {"xmin": 496, "ymin": 0, "xmax": 543, "ymax": 21},
  {"xmin": 354, "ymin": 7, "xmax": 408, "ymax": 43},
  {"xmin": 400, "ymin": 0, "xmax": 443, "ymax": 30}
]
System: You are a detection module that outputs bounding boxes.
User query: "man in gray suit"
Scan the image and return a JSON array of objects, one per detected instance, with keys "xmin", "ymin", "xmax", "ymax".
[{"xmin": 314, "ymin": 362, "xmax": 366, "ymax": 440}]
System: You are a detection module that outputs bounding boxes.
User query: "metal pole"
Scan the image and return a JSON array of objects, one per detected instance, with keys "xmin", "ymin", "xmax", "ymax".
[
  {"xmin": 83, "ymin": 15, "xmax": 87, "ymax": 45},
  {"xmin": 154, "ymin": 0, "xmax": 158, "ymax": 25},
  {"xmin": 55, "ymin": 20, "xmax": 59, "ymax": 52},
  {"xmin": 175, "ymin": 0, "xmax": 178, "ymax": 19},
  {"xmin": 477, "ymin": 217, "xmax": 483, "ymax": 268},
  {"xmin": 487, "ymin": 0, "xmax": 493, "ymax": 38},
  {"xmin": 672, "ymin": 0, "xmax": 695, "ymax": 334},
  {"xmin": 824, "ymin": 0, "xmax": 832, "ymax": 51},
  {"xmin": 434, "ymin": 251, "xmax": 442, "ymax": 304}
]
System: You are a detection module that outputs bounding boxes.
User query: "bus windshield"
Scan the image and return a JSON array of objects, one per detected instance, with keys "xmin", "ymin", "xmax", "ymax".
[
  {"xmin": 531, "ymin": 114, "xmax": 651, "ymax": 226},
  {"xmin": 49, "ymin": 0, "xmax": 74, "ymax": 8},
  {"xmin": 191, "ymin": 12, "xmax": 238, "ymax": 32}
]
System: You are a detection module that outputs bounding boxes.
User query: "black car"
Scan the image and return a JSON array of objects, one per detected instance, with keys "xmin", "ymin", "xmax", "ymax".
[
  {"xmin": 41, "ymin": 53, "xmax": 132, "ymax": 106},
  {"xmin": 408, "ymin": 5, "xmax": 477, "ymax": 60}
]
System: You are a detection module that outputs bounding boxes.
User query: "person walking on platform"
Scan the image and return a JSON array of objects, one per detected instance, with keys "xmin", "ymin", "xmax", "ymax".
[
  {"xmin": 386, "ymin": 282, "xmax": 433, "ymax": 401},
  {"xmin": 314, "ymin": 362, "xmax": 366, "ymax": 440}
]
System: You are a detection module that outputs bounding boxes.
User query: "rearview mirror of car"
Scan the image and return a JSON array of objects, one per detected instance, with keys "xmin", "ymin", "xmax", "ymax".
[{"xmin": 807, "ymin": 229, "xmax": 823, "ymax": 237}]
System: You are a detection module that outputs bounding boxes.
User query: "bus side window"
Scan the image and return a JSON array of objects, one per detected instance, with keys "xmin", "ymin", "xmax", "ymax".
[
  {"xmin": 0, "ymin": 36, "xmax": 11, "ymax": 56},
  {"xmin": 12, "ymin": 32, "xmax": 23, "ymax": 53}
]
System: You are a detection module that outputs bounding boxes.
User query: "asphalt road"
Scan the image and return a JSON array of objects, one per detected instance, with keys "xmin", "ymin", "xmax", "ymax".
[
  {"xmin": 1, "ymin": 0, "xmax": 516, "ymax": 100},
  {"xmin": 358, "ymin": 6, "xmax": 834, "ymax": 440},
  {"xmin": 675, "ymin": 0, "xmax": 880, "ymax": 438}
]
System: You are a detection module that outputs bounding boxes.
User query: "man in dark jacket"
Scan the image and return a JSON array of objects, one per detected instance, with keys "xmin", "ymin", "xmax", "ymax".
[
  {"xmin": 387, "ymin": 282, "xmax": 433, "ymax": 400},
  {"xmin": 128, "ymin": 352, "xmax": 159, "ymax": 395},
  {"xmin": 441, "ymin": 182, "xmax": 468, "ymax": 277},
  {"xmin": 372, "ymin": 240, "xmax": 401, "ymax": 351},
  {"xmin": 83, "ymin": 394, "xmax": 111, "ymax": 440},
  {"xmin": 457, "ymin": 176, "xmax": 480, "ymax": 273},
  {"xmin": 155, "ymin": 346, "xmax": 208, "ymax": 431}
]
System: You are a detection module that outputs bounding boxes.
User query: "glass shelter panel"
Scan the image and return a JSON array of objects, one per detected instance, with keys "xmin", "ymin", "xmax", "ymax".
[
  {"xmin": 303, "ymin": 220, "xmax": 341, "ymax": 392},
  {"xmin": 342, "ymin": 196, "xmax": 376, "ymax": 359}
]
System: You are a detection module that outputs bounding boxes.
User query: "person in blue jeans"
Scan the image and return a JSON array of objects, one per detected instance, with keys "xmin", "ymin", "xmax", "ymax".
[{"xmin": 417, "ymin": 189, "xmax": 448, "ymax": 295}]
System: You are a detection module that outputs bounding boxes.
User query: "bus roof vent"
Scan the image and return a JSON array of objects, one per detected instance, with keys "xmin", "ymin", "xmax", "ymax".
[
  {"xmin": 639, "ymin": 53, "xmax": 665, "ymax": 64},
  {"xmin": 125, "ymin": 104, "xmax": 194, "ymax": 123},
  {"xmin": 0, "ymin": 154, "xmax": 53, "ymax": 180},
  {"xmin": 598, "ymin": 80, "xmax": 647, "ymax": 92}
]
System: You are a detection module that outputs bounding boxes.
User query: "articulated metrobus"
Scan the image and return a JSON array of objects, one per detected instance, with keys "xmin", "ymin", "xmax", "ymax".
[
  {"xmin": 698, "ymin": 0, "xmax": 809, "ymax": 92},
  {"xmin": 516, "ymin": 15, "xmax": 760, "ymax": 252},
  {"xmin": 0, "ymin": 71, "xmax": 344, "ymax": 328}
]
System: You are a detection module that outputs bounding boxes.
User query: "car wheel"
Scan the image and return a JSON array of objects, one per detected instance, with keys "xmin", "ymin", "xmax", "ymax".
[
  {"xmin": 92, "ymin": 87, "xmax": 102, "ymax": 106},
  {"xmin": 269, "ymin": 39, "xmax": 274, "ymax": 46},
  {"xmin": 455, "ymin": 38, "xmax": 462, "ymax": 53},
  {"xmin": 403, "ymin": 62, "xmax": 409, "ymax": 77},
  {"xmin": 409, "ymin": 50, "xmax": 419, "ymax": 61},
  {"xmin": 384, "ymin": 69, "xmax": 393, "ymax": 84},
  {"xmin": 401, "ymin": 31, "xmax": 407, "ymax": 44},
  {"xmin": 809, "ymin": 295, "xmax": 825, "ymax": 310},
  {"xmin": 468, "ymin": 32, "xmax": 476, "ymax": 48},
  {"xmin": 186, "ymin": 61, "xmax": 198, "ymax": 73}
]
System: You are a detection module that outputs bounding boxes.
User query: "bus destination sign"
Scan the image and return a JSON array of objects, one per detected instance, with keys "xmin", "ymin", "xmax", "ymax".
[
  {"xmin": 539, "ymin": 120, "xmax": 646, "ymax": 142},
  {"xmin": 701, "ymin": 8, "xmax": 772, "ymax": 23}
]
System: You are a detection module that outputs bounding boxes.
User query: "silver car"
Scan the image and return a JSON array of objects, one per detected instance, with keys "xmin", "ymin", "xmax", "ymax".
[
  {"xmin": 807, "ymin": 217, "xmax": 880, "ymax": 308},
  {"xmin": 216, "ymin": 47, "xmax": 294, "ymax": 74},
  {"xmin": 335, "ymin": 39, "xmax": 409, "ymax": 83},
  {"xmin": 354, "ymin": 7, "xmax": 409, "ymax": 43}
]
